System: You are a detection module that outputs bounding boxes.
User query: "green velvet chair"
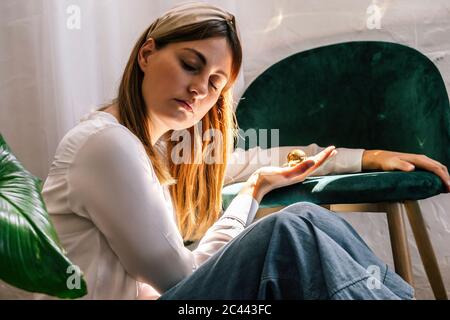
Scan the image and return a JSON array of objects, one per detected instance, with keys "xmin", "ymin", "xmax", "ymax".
[{"xmin": 222, "ymin": 41, "xmax": 449, "ymax": 299}]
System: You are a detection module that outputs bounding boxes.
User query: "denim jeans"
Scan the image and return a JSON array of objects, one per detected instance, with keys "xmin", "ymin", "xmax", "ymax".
[{"xmin": 159, "ymin": 202, "xmax": 414, "ymax": 300}]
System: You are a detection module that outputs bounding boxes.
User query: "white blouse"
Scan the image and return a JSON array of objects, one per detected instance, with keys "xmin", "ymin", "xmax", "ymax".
[{"xmin": 38, "ymin": 110, "xmax": 364, "ymax": 299}]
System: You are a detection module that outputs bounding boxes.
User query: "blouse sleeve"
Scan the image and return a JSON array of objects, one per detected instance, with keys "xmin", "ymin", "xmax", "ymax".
[
  {"xmin": 68, "ymin": 126, "xmax": 258, "ymax": 293},
  {"xmin": 224, "ymin": 144, "xmax": 365, "ymax": 185}
]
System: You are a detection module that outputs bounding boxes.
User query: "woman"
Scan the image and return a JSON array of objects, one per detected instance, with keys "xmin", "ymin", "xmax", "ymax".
[{"xmin": 42, "ymin": 2, "xmax": 449, "ymax": 300}]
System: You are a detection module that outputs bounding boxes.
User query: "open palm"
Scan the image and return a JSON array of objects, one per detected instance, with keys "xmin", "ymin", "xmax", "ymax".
[{"xmin": 255, "ymin": 146, "xmax": 338, "ymax": 197}]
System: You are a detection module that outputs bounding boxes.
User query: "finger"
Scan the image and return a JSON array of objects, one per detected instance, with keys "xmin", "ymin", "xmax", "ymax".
[
  {"xmin": 443, "ymin": 165, "xmax": 449, "ymax": 176},
  {"xmin": 283, "ymin": 159, "xmax": 315, "ymax": 179},
  {"xmin": 426, "ymin": 157, "xmax": 449, "ymax": 175},
  {"xmin": 416, "ymin": 156, "xmax": 450, "ymax": 182},
  {"xmin": 402, "ymin": 154, "xmax": 443, "ymax": 172},
  {"xmin": 432, "ymin": 161, "xmax": 450, "ymax": 187},
  {"xmin": 312, "ymin": 146, "xmax": 336, "ymax": 167},
  {"xmin": 404, "ymin": 155, "xmax": 450, "ymax": 192},
  {"xmin": 287, "ymin": 149, "xmax": 338, "ymax": 181},
  {"xmin": 311, "ymin": 149, "xmax": 337, "ymax": 171},
  {"xmin": 442, "ymin": 166, "xmax": 450, "ymax": 191},
  {"xmin": 396, "ymin": 160, "xmax": 415, "ymax": 171},
  {"xmin": 281, "ymin": 146, "xmax": 337, "ymax": 181},
  {"xmin": 429, "ymin": 161, "xmax": 450, "ymax": 191}
]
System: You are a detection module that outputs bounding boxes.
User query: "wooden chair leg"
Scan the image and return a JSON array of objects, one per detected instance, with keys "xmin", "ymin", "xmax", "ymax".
[
  {"xmin": 382, "ymin": 202, "xmax": 414, "ymax": 285},
  {"xmin": 255, "ymin": 204, "xmax": 331, "ymax": 220},
  {"xmin": 255, "ymin": 206, "xmax": 285, "ymax": 220},
  {"xmin": 404, "ymin": 200, "xmax": 448, "ymax": 300}
]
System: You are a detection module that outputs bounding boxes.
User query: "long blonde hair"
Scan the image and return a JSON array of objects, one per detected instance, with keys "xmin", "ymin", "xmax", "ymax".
[{"xmin": 115, "ymin": 18, "xmax": 242, "ymax": 241}]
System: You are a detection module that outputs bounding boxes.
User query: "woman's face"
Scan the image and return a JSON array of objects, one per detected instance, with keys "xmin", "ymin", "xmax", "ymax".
[{"xmin": 138, "ymin": 36, "xmax": 233, "ymax": 135}]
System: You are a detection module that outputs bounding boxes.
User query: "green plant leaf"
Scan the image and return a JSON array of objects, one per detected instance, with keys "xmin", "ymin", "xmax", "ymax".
[{"xmin": 0, "ymin": 134, "xmax": 87, "ymax": 298}]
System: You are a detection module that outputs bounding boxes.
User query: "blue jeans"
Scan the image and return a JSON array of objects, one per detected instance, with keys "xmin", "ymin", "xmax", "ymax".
[{"xmin": 159, "ymin": 202, "xmax": 414, "ymax": 300}]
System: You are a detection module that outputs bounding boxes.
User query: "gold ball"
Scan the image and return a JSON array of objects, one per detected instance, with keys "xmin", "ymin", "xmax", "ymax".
[{"xmin": 285, "ymin": 149, "xmax": 307, "ymax": 167}]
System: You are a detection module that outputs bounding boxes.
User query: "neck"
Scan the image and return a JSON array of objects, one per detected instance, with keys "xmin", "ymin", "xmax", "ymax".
[
  {"xmin": 102, "ymin": 102, "xmax": 168, "ymax": 146},
  {"xmin": 148, "ymin": 118, "xmax": 169, "ymax": 146}
]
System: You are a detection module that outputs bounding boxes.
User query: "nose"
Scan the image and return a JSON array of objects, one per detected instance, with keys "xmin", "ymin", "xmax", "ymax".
[{"xmin": 188, "ymin": 75, "xmax": 208, "ymax": 99}]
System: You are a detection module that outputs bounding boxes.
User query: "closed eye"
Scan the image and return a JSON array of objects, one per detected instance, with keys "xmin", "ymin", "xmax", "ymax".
[
  {"xmin": 210, "ymin": 81, "xmax": 218, "ymax": 91},
  {"xmin": 181, "ymin": 60, "xmax": 197, "ymax": 72},
  {"xmin": 181, "ymin": 60, "xmax": 218, "ymax": 91}
]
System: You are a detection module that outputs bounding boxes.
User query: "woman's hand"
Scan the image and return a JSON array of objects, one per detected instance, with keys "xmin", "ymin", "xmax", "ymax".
[
  {"xmin": 242, "ymin": 146, "xmax": 337, "ymax": 202},
  {"xmin": 362, "ymin": 150, "xmax": 450, "ymax": 192}
]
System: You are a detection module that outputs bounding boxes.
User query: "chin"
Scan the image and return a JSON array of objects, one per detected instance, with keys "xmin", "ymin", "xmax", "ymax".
[{"xmin": 168, "ymin": 120, "xmax": 196, "ymax": 131}]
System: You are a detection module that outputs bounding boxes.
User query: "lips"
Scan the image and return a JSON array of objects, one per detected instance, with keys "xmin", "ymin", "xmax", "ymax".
[{"xmin": 175, "ymin": 99, "xmax": 193, "ymax": 113}]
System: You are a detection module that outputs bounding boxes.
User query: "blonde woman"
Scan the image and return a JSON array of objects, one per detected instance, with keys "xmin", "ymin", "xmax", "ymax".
[{"xmin": 42, "ymin": 2, "xmax": 449, "ymax": 300}]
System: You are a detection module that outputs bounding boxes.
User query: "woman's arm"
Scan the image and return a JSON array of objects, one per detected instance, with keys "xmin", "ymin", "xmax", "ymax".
[
  {"xmin": 69, "ymin": 126, "xmax": 194, "ymax": 294},
  {"xmin": 68, "ymin": 126, "xmax": 263, "ymax": 294},
  {"xmin": 225, "ymin": 146, "xmax": 450, "ymax": 192},
  {"xmin": 362, "ymin": 150, "xmax": 450, "ymax": 192},
  {"xmin": 224, "ymin": 144, "xmax": 364, "ymax": 185}
]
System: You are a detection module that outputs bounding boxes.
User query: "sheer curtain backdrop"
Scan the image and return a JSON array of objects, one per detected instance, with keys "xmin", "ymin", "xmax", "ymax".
[{"xmin": 0, "ymin": 0, "xmax": 449, "ymax": 299}]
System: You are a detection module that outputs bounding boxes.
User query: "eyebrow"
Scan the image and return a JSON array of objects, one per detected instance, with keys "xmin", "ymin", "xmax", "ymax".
[{"xmin": 181, "ymin": 48, "xmax": 229, "ymax": 80}]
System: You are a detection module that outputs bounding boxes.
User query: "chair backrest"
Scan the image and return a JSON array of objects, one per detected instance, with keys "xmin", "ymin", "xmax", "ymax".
[{"xmin": 235, "ymin": 41, "xmax": 450, "ymax": 168}]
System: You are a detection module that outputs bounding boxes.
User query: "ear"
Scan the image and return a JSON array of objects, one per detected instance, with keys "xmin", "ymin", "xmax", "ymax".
[{"xmin": 137, "ymin": 38, "xmax": 156, "ymax": 72}]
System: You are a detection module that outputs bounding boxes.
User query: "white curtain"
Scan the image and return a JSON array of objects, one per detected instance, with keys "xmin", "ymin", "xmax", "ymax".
[{"xmin": 1, "ymin": 0, "xmax": 449, "ymax": 299}]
